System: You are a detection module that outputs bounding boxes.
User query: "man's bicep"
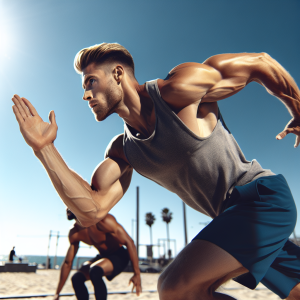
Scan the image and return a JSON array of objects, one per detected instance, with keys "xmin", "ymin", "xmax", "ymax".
[
  {"xmin": 112, "ymin": 223, "xmax": 133, "ymax": 246},
  {"xmin": 159, "ymin": 63, "xmax": 222, "ymax": 107},
  {"xmin": 65, "ymin": 242, "xmax": 79, "ymax": 265},
  {"xmin": 201, "ymin": 53, "xmax": 263, "ymax": 102},
  {"xmin": 91, "ymin": 156, "xmax": 133, "ymax": 214},
  {"xmin": 92, "ymin": 157, "xmax": 132, "ymax": 193},
  {"xmin": 203, "ymin": 53, "xmax": 259, "ymax": 78}
]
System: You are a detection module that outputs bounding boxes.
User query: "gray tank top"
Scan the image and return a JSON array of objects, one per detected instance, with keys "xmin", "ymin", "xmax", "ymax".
[{"xmin": 123, "ymin": 79, "xmax": 274, "ymax": 218}]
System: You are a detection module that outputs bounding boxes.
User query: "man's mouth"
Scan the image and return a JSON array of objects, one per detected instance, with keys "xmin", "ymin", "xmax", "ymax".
[{"xmin": 89, "ymin": 101, "xmax": 98, "ymax": 108}]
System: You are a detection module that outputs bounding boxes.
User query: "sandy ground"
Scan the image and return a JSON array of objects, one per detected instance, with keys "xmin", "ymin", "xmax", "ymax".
[{"xmin": 0, "ymin": 270, "xmax": 281, "ymax": 300}]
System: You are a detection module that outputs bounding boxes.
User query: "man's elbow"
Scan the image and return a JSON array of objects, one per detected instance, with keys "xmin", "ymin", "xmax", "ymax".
[
  {"xmin": 125, "ymin": 237, "xmax": 135, "ymax": 248},
  {"xmin": 260, "ymin": 52, "xmax": 271, "ymax": 59},
  {"xmin": 64, "ymin": 260, "xmax": 73, "ymax": 268},
  {"xmin": 250, "ymin": 52, "xmax": 271, "ymax": 63}
]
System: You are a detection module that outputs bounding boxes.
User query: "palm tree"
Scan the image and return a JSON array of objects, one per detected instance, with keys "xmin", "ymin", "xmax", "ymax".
[
  {"xmin": 145, "ymin": 212, "xmax": 156, "ymax": 245},
  {"xmin": 161, "ymin": 208, "xmax": 173, "ymax": 258}
]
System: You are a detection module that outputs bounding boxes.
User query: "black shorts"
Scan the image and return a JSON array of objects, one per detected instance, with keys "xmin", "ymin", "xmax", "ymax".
[{"xmin": 95, "ymin": 246, "xmax": 130, "ymax": 281}]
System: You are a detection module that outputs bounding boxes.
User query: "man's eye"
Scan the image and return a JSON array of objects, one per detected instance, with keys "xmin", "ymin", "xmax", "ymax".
[{"xmin": 90, "ymin": 79, "xmax": 95, "ymax": 85}]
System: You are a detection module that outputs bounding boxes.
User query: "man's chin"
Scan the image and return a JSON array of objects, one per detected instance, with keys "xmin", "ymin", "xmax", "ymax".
[
  {"xmin": 95, "ymin": 114, "xmax": 107, "ymax": 122},
  {"xmin": 95, "ymin": 111, "xmax": 114, "ymax": 122}
]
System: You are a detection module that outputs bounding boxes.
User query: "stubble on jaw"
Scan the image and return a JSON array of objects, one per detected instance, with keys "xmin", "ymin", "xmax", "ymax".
[{"xmin": 95, "ymin": 78, "xmax": 123, "ymax": 122}]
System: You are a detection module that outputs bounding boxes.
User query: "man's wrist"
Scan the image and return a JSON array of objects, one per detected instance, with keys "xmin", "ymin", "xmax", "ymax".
[
  {"xmin": 134, "ymin": 270, "xmax": 141, "ymax": 275},
  {"xmin": 34, "ymin": 142, "xmax": 54, "ymax": 156}
]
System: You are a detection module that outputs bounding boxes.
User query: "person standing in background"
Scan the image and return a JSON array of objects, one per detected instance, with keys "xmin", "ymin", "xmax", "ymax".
[{"xmin": 9, "ymin": 246, "xmax": 17, "ymax": 262}]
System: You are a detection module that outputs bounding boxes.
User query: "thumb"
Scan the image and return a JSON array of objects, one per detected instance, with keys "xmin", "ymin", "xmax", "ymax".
[
  {"xmin": 294, "ymin": 135, "xmax": 300, "ymax": 148},
  {"xmin": 49, "ymin": 110, "xmax": 57, "ymax": 125},
  {"xmin": 276, "ymin": 129, "xmax": 291, "ymax": 140}
]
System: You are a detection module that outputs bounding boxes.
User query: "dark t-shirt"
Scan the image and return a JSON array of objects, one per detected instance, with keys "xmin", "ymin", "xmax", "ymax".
[{"xmin": 9, "ymin": 250, "xmax": 15, "ymax": 261}]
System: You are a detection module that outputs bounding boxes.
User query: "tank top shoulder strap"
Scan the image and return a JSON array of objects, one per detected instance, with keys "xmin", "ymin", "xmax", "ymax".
[
  {"xmin": 218, "ymin": 108, "xmax": 231, "ymax": 134},
  {"xmin": 145, "ymin": 79, "xmax": 171, "ymax": 114}
]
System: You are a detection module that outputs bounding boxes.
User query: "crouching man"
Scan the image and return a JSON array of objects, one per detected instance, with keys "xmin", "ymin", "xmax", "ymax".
[{"xmin": 54, "ymin": 209, "xmax": 141, "ymax": 300}]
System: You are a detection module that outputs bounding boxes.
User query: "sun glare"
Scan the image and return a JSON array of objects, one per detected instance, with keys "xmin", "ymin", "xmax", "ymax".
[
  {"xmin": 0, "ymin": 2, "xmax": 17, "ymax": 62},
  {"xmin": 0, "ymin": 30, "xmax": 13, "ymax": 59}
]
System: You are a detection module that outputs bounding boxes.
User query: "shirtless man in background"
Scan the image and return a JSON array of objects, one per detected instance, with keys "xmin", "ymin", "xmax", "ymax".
[
  {"xmin": 54, "ymin": 209, "xmax": 141, "ymax": 300},
  {"xmin": 12, "ymin": 43, "xmax": 300, "ymax": 299}
]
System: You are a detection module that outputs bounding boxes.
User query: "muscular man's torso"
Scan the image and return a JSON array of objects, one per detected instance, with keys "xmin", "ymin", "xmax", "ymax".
[
  {"xmin": 109, "ymin": 76, "xmax": 218, "ymax": 165},
  {"xmin": 121, "ymin": 79, "xmax": 273, "ymax": 217},
  {"xmin": 131, "ymin": 78, "xmax": 218, "ymax": 141},
  {"xmin": 69, "ymin": 215, "xmax": 122, "ymax": 256}
]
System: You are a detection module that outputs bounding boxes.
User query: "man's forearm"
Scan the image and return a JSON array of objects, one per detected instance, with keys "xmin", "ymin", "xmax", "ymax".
[
  {"xmin": 55, "ymin": 262, "xmax": 72, "ymax": 295},
  {"xmin": 35, "ymin": 144, "xmax": 100, "ymax": 227},
  {"xmin": 126, "ymin": 240, "xmax": 140, "ymax": 275},
  {"xmin": 252, "ymin": 53, "xmax": 300, "ymax": 117}
]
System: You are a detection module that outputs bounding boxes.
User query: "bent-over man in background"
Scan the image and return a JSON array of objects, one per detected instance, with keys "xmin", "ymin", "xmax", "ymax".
[{"xmin": 54, "ymin": 209, "xmax": 141, "ymax": 300}]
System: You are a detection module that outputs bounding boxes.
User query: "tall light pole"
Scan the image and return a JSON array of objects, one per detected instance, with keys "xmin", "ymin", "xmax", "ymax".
[
  {"xmin": 183, "ymin": 202, "xmax": 188, "ymax": 246},
  {"xmin": 131, "ymin": 219, "xmax": 136, "ymax": 241},
  {"xmin": 53, "ymin": 231, "xmax": 59, "ymax": 268},
  {"xmin": 46, "ymin": 230, "xmax": 52, "ymax": 269}
]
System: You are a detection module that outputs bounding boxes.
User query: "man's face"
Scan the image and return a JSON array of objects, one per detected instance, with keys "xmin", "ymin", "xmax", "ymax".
[
  {"xmin": 82, "ymin": 63, "xmax": 122, "ymax": 121},
  {"xmin": 66, "ymin": 208, "xmax": 76, "ymax": 220}
]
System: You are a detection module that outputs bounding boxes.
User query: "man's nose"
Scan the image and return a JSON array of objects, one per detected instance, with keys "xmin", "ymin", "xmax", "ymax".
[{"xmin": 83, "ymin": 90, "xmax": 93, "ymax": 101}]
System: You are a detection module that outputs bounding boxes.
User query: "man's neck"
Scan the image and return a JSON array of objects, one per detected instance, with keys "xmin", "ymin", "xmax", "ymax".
[{"xmin": 117, "ymin": 80, "xmax": 155, "ymax": 138}]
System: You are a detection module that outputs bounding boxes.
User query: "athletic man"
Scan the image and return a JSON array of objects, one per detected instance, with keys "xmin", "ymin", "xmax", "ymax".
[
  {"xmin": 54, "ymin": 209, "xmax": 141, "ymax": 300},
  {"xmin": 12, "ymin": 43, "xmax": 300, "ymax": 299}
]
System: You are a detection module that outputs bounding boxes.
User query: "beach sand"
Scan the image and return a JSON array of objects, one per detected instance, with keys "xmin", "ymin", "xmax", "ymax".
[{"xmin": 0, "ymin": 270, "xmax": 281, "ymax": 300}]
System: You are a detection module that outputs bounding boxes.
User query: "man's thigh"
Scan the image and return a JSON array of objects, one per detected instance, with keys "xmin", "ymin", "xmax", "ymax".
[
  {"xmin": 91, "ymin": 258, "xmax": 114, "ymax": 277},
  {"xmin": 78, "ymin": 255, "xmax": 113, "ymax": 280},
  {"xmin": 158, "ymin": 239, "xmax": 248, "ymax": 295},
  {"xmin": 287, "ymin": 283, "xmax": 300, "ymax": 300},
  {"xmin": 261, "ymin": 240, "xmax": 300, "ymax": 299}
]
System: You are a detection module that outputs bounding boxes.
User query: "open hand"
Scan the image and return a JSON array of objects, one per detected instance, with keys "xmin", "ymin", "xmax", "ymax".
[
  {"xmin": 12, "ymin": 95, "xmax": 58, "ymax": 151},
  {"xmin": 129, "ymin": 273, "xmax": 142, "ymax": 296},
  {"xmin": 276, "ymin": 118, "xmax": 300, "ymax": 148}
]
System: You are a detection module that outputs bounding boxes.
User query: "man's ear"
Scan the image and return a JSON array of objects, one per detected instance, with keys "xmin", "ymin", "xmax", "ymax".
[{"xmin": 113, "ymin": 65, "xmax": 124, "ymax": 84}]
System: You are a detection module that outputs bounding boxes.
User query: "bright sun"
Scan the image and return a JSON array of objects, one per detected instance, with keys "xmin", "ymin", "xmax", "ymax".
[
  {"xmin": 0, "ymin": 26, "xmax": 14, "ymax": 59},
  {"xmin": 0, "ymin": 1, "xmax": 16, "ymax": 62}
]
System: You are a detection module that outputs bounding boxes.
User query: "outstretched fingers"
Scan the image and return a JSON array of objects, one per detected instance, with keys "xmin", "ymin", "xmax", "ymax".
[
  {"xmin": 295, "ymin": 135, "xmax": 300, "ymax": 148},
  {"xmin": 11, "ymin": 95, "xmax": 31, "ymax": 120},
  {"xmin": 135, "ymin": 284, "xmax": 142, "ymax": 296},
  {"xmin": 128, "ymin": 277, "xmax": 141, "ymax": 296},
  {"xmin": 276, "ymin": 127, "xmax": 300, "ymax": 148},
  {"xmin": 12, "ymin": 105, "xmax": 25, "ymax": 125},
  {"xmin": 22, "ymin": 97, "xmax": 39, "ymax": 116}
]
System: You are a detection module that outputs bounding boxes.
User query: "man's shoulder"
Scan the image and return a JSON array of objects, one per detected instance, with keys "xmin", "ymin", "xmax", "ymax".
[
  {"xmin": 68, "ymin": 224, "xmax": 85, "ymax": 243},
  {"xmin": 155, "ymin": 62, "xmax": 221, "ymax": 108},
  {"xmin": 96, "ymin": 214, "xmax": 118, "ymax": 233},
  {"xmin": 105, "ymin": 134, "xmax": 123, "ymax": 155},
  {"xmin": 101, "ymin": 213, "xmax": 117, "ymax": 225},
  {"xmin": 105, "ymin": 134, "xmax": 129, "ymax": 164}
]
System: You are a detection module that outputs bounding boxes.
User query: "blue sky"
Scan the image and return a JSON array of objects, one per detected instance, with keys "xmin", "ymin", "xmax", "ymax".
[{"xmin": 0, "ymin": 0, "xmax": 299, "ymax": 259}]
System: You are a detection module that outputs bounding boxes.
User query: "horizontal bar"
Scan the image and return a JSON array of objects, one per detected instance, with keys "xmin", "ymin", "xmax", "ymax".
[{"xmin": 0, "ymin": 290, "xmax": 157, "ymax": 299}]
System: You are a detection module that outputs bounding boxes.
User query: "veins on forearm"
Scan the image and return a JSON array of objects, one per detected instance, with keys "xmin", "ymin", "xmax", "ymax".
[
  {"xmin": 252, "ymin": 54, "xmax": 300, "ymax": 116},
  {"xmin": 34, "ymin": 144, "xmax": 100, "ymax": 226}
]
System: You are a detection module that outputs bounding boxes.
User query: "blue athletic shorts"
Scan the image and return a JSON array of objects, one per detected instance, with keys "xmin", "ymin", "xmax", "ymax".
[{"xmin": 193, "ymin": 174, "xmax": 300, "ymax": 299}]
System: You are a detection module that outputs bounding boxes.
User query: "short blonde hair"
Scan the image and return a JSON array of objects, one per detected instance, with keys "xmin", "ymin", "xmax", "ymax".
[{"xmin": 74, "ymin": 43, "xmax": 135, "ymax": 76}]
